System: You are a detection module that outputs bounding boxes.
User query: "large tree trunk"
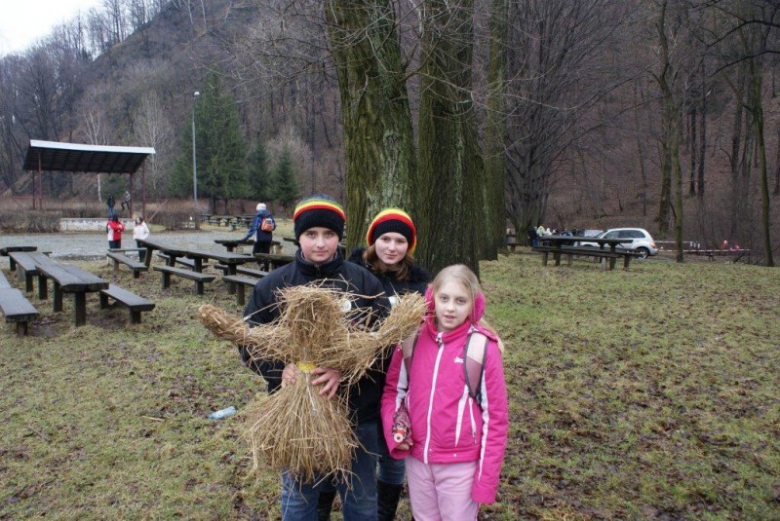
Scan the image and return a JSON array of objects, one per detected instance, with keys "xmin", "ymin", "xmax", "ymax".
[
  {"xmin": 655, "ymin": 0, "xmax": 674, "ymax": 236},
  {"xmin": 483, "ymin": 0, "xmax": 509, "ymax": 258},
  {"xmin": 416, "ymin": 0, "xmax": 483, "ymax": 277},
  {"xmin": 324, "ymin": 0, "xmax": 417, "ymax": 251},
  {"xmin": 748, "ymin": 62, "xmax": 774, "ymax": 266}
]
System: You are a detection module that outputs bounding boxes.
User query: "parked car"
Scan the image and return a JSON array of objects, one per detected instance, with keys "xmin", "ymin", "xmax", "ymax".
[{"xmin": 578, "ymin": 228, "xmax": 658, "ymax": 258}]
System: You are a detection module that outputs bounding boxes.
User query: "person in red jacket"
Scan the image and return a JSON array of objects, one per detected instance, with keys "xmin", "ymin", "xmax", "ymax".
[
  {"xmin": 106, "ymin": 216, "xmax": 125, "ymax": 250},
  {"xmin": 382, "ymin": 264, "xmax": 509, "ymax": 520}
]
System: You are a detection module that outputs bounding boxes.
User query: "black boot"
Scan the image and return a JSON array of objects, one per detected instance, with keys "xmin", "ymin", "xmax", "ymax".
[
  {"xmin": 377, "ymin": 480, "xmax": 403, "ymax": 521},
  {"xmin": 316, "ymin": 490, "xmax": 337, "ymax": 521}
]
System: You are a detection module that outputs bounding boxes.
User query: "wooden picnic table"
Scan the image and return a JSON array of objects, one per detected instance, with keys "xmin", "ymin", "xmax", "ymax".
[
  {"xmin": 184, "ymin": 249, "xmax": 255, "ymax": 275},
  {"xmin": 0, "ymin": 245, "xmax": 37, "ymax": 257},
  {"xmin": 534, "ymin": 235, "xmax": 636, "ymax": 270},
  {"xmin": 255, "ymin": 252, "xmax": 295, "ymax": 270},
  {"xmin": 214, "ymin": 238, "xmax": 281, "ymax": 253},
  {"xmin": 136, "ymin": 238, "xmax": 190, "ymax": 267},
  {"xmin": 8, "ymin": 251, "xmax": 56, "ymax": 295},
  {"xmin": 35, "ymin": 262, "xmax": 108, "ymax": 326}
]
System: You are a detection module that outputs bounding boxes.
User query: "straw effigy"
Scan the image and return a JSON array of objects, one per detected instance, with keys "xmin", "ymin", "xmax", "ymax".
[{"xmin": 198, "ymin": 283, "xmax": 426, "ymax": 483}]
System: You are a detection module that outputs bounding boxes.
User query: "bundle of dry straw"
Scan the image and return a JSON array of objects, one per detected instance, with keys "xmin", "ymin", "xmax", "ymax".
[{"xmin": 199, "ymin": 284, "xmax": 426, "ymax": 482}]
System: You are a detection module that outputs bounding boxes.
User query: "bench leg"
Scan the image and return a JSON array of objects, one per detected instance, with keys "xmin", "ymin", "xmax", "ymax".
[
  {"xmin": 9, "ymin": 258, "xmax": 16, "ymax": 271},
  {"xmin": 600, "ymin": 258, "xmax": 607, "ymax": 271},
  {"xmin": 195, "ymin": 281, "xmax": 204, "ymax": 296},
  {"xmin": 161, "ymin": 272, "xmax": 171, "ymax": 289},
  {"xmin": 24, "ymin": 273, "xmax": 34, "ymax": 293},
  {"xmin": 38, "ymin": 274, "xmax": 48, "ymax": 300},
  {"xmin": 609, "ymin": 257, "xmax": 617, "ymax": 270},
  {"xmin": 236, "ymin": 284, "xmax": 246, "ymax": 306},
  {"xmin": 566, "ymin": 253, "xmax": 573, "ymax": 266},
  {"xmin": 130, "ymin": 310, "xmax": 142, "ymax": 324},
  {"xmin": 554, "ymin": 252, "xmax": 562, "ymax": 266},
  {"xmin": 623, "ymin": 256, "xmax": 631, "ymax": 270},
  {"xmin": 133, "ymin": 270, "xmax": 141, "ymax": 279},
  {"xmin": 112, "ymin": 259, "xmax": 119, "ymax": 275},
  {"xmin": 54, "ymin": 284, "xmax": 63, "ymax": 312},
  {"xmin": 542, "ymin": 252, "xmax": 549, "ymax": 266},
  {"xmin": 16, "ymin": 321, "xmax": 29, "ymax": 336},
  {"xmin": 100, "ymin": 292, "xmax": 110, "ymax": 309},
  {"xmin": 74, "ymin": 293, "xmax": 87, "ymax": 326}
]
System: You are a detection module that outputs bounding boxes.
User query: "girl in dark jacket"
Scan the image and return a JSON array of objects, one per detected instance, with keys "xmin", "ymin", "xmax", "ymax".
[{"xmin": 319, "ymin": 208, "xmax": 430, "ymax": 521}]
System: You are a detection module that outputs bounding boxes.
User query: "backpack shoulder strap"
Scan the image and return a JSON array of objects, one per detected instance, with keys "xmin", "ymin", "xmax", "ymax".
[
  {"xmin": 464, "ymin": 330, "xmax": 489, "ymax": 403},
  {"xmin": 400, "ymin": 331, "xmax": 420, "ymax": 379}
]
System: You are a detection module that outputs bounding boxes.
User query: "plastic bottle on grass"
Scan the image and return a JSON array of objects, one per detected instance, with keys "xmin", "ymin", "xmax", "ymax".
[{"xmin": 208, "ymin": 406, "xmax": 236, "ymax": 420}]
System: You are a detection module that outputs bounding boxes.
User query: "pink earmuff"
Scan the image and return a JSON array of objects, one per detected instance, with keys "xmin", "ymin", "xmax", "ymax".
[
  {"xmin": 424, "ymin": 286, "xmax": 435, "ymax": 311},
  {"xmin": 471, "ymin": 293, "xmax": 486, "ymax": 322}
]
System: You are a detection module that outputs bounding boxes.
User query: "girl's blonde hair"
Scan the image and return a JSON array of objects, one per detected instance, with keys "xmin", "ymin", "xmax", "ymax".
[{"xmin": 430, "ymin": 264, "xmax": 504, "ymax": 353}]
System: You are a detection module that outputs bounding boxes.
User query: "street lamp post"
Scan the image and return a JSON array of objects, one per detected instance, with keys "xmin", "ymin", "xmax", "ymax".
[{"xmin": 192, "ymin": 90, "xmax": 200, "ymax": 208}]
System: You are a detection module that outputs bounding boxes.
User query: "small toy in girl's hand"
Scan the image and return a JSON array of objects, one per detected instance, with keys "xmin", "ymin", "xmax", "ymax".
[{"xmin": 392, "ymin": 402, "xmax": 411, "ymax": 443}]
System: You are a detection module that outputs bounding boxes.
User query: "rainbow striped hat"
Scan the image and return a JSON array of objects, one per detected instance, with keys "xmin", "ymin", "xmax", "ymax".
[
  {"xmin": 366, "ymin": 208, "xmax": 417, "ymax": 254},
  {"xmin": 293, "ymin": 195, "xmax": 346, "ymax": 240}
]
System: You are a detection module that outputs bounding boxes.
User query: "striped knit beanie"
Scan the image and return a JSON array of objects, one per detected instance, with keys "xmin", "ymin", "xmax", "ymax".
[
  {"xmin": 366, "ymin": 208, "xmax": 417, "ymax": 254},
  {"xmin": 293, "ymin": 194, "xmax": 346, "ymax": 240}
]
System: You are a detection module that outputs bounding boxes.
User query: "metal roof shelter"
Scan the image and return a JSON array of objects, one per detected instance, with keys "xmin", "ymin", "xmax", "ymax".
[{"xmin": 23, "ymin": 140, "xmax": 156, "ymax": 218}]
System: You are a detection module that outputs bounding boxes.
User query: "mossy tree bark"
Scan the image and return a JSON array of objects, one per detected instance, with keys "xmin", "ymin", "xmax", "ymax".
[
  {"xmin": 416, "ymin": 0, "xmax": 483, "ymax": 277},
  {"xmin": 324, "ymin": 0, "xmax": 417, "ymax": 251},
  {"xmin": 483, "ymin": 0, "xmax": 509, "ymax": 258}
]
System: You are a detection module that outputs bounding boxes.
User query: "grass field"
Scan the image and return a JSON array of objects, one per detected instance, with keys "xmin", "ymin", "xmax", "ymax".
[{"xmin": 1, "ymin": 251, "xmax": 778, "ymax": 520}]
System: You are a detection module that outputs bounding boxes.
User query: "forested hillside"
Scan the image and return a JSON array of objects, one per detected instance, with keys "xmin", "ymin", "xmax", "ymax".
[{"xmin": 1, "ymin": 0, "xmax": 779, "ymax": 266}]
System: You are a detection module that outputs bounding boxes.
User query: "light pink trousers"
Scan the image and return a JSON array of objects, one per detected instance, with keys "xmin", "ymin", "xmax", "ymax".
[{"xmin": 406, "ymin": 456, "xmax": 479, "ymax": 521}]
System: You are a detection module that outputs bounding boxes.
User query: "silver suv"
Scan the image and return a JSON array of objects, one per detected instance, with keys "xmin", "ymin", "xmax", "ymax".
[{"xmin": 579, "ymin": 228, "xmax": 658, "ymax": 259}]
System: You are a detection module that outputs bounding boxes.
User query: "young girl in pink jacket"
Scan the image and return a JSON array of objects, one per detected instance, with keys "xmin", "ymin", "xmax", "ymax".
[{"xmin": 381, "ymin": 264, "xmax": 509, "ymax": 521}]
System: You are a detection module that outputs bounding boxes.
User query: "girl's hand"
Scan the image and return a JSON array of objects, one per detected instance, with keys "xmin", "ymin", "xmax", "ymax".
[
  {"xmin": 396, "ymin": 439, "xmax": 414, "ymax": 451},
  {"xmin": 281, "ymin": 363, "xmax": 301, "ymax": 388},
  {"xmin": 311, "ymin": 368, "xmax": 341, "ymax": 399}
]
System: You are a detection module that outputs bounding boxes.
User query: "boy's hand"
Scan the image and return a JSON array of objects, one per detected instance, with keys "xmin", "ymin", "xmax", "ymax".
[
  {"xmin": 311, "ymin": 368, "xmax": 341, "ymax": 399},
  {"xmin": 281, "ymin": 363, "xmax": 301, "ymax": 388}
]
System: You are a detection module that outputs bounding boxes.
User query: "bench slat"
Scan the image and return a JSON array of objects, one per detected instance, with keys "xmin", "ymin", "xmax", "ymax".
[
  {"xmin": 100, "ymin": 284, "xmax": 155, "ymax": 324},
  {"xmin": 0, "ymin": 288, "xmax": 39, "ymax": 335},
  {"xmin": 0, "ymin": 270, "xmax": 11, "ymax": 289},
  {"xmin": 222, "ymin": 275, "xmax": 261, "ymax": 306},
  {"xmin": 153, "ymin": 265, "xmax": 216, "ymax": 296}
]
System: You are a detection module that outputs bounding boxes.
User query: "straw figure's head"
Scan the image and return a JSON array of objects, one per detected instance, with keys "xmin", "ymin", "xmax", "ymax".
[{"xmin": 426, "ymin": 264, "xmax": 485, "ymax": 332}]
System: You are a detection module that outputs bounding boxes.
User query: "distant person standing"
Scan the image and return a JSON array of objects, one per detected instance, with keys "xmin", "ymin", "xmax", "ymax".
[
  {"xmin": 106, "ymin": 216, "xmax": 125, "ymax": 250},
  {"xmin": 120, "ymin": 190, "xmax": 132, "ymax": 212},
  {"xmin": 244, "ymin": 203, "xmax": 276, "ymax": 268},
  {"xmin": 133, "ymin": 217, "xmax": 150, "ymax": 262},
  {"xmin": 107, "ymin": 195, "xmax": 116, "ymax": 219}
]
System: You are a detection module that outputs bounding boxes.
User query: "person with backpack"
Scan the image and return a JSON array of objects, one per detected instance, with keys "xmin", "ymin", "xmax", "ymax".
[
  {"xmin": 317, "ymin": 208, "xmax": 430, "ymax": 520},
  {"xmin": 244, "ymin": 203, "xmax": 276, "ymax": 268},
  {"xmin": 381, "ymin": 264, "xmax": 509, "ymax": 521}
]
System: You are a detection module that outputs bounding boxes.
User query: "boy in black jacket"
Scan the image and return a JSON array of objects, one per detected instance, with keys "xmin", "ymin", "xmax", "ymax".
[{"xmin": 240, "ymin": 194, "xmax": 389, "ymax": 521}]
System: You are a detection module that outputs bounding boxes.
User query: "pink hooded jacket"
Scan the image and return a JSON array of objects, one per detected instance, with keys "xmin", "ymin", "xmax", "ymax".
[{"xmin": 381, "ymin": 316, "xmax": 509, "ymax": 504}]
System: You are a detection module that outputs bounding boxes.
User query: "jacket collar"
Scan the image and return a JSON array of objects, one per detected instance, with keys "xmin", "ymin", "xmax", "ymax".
[
  {"xmin": 295, "ymin": 248, "xmax": 344, "ymax": 278},
  {"xmin": 424, "ymin": 313, "xmax": 474, "ymax": 343}
]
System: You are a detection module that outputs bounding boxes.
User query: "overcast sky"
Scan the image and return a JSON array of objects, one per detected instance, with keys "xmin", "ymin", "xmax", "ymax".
[{"xmin": 0, "ymin": 0, "xmax": 103, "ymax": 57}]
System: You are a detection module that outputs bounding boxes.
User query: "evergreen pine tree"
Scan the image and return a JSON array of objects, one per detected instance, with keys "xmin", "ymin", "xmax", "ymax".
[
  {"xmin": 273, "ymin": 147, "xmax": 299, "ymax": 211},
  {"xmin": 247, "ymin": 140, "xmax": 272, "ymax": 201}
]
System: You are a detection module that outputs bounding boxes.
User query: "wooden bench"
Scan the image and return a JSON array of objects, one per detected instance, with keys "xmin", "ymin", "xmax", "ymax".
[
  {"xmin": 99, "ymin": 284, "xmax": 155, "ymax": 323},
  {"xmin": 153, "ymin": 265, "xmax": 216, "ymax": 295},
  {"xmin": 107, "ymin": 252, "xmax": 149, "ymax": 279},
  {"xmin": 156, "ymin": 252, "xmax": 205, "ymax": 271},
  {"xmin": 0, "ymin": 269, "xmax": 11, "ymax": 289},
  {"xmin": 222, "ymin": 275, "xmax": 262, "ymax": 306},
  {"xmin": 0, "ymin": 287, "xmax": 39, "ymax": 335},
  {"xmin": 9, "ymin": 251, "xmax": 56, "ymax": 296}
]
